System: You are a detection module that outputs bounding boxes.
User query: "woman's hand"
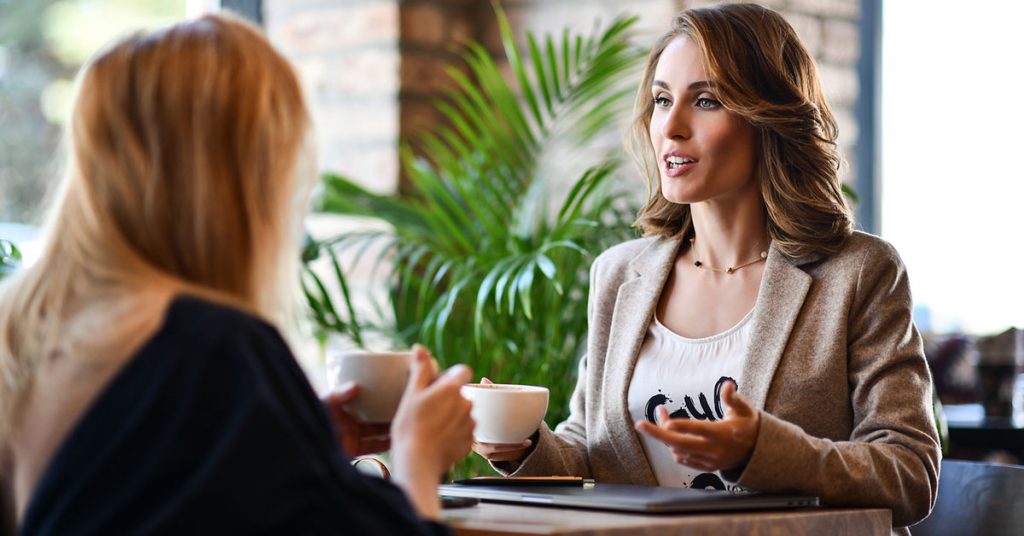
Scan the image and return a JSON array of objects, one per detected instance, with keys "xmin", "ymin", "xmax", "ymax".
[
  {"xmin": 470, "ymin": 377, "xmax": 533, "ymax": 463},
  {"xmin": 472, "ymin": 438, "xmax": 533, "ymax": 462},
  {"xmin": 635, "ymin": 381, "xmax": 760, "ymax": 472},
  {"xmin": 322, "ymin": 383, "xmax": 391, "ymax": 456},
  {"xmin": 389, "ymin": 345, "xmax": 474, "ymax": 520}
]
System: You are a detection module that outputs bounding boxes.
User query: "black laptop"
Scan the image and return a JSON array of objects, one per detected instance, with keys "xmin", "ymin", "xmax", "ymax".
[{"xmin": 438, "ymin": 481, "xmax": 818, "ymax": 514}]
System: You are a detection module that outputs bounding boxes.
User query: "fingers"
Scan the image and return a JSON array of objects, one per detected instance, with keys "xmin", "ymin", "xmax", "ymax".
[
  {"xmin": 475, "ymin": 439, "xmax": 531, "ymax": 452},
  {"xmin": 323, "ymin": 387, "xmax": 358, "ymax": 429},
  {"xmin": 406, "ymin": 345, "xmax": 436, "ymax": 393},
  {"xmin": 477, "ymin": 448, "xmax": 528, "ymax": 462},
  {"xmin": 326, "ymin": 381, "xmax": 359, "ymax": 405},
  {"xmin": 721, "ymin": 381, "xmax": 754, "ymax": 418},
  {"xmin": 436, "ymin": 364, "xmax": 473, "ymax": 388},
  {"xmin": 655, "ymin": 405, "xmax": 670, "ymax": 425},
  {"xmin": 635, "ymin": 420, "xmax": 712, "ymax": 450},
  {"xmin": 661, "ymin": 417, "xmax": 719, "ymax": 436},
  {"xmin": 412, "ymin": 344, "xmax": 440, "ymax": 376},
  {"xmin": 675, "ymin": 452, "xmax": 716, "ymax": 471},
  {"xmin": 637, "ymin": 420, "xmax": 720, "ymax": 469},
  {"xmin": 637, "ymin": 395, "xmax": 759, "ymax": 473},
  {"xmin": 473, "ymin": 439, "xmax": 531, "ymax": 462},
  {"xmin": 636, "ymin": 420, "xmax": 679, "ymax": 445},
  {"xmin": 730, "ymin": 393, "xmax": 755, "ymax": 419}
]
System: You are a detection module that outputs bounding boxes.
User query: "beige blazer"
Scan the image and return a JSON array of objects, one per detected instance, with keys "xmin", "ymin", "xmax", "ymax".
[{"xmin": 498, "ymin": 231, "xmax": 941, "ymax": 530}]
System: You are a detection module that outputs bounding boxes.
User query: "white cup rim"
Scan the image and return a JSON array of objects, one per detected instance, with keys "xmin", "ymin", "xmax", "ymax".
[
  {"xmin": 333, "ymin": 350, "xmax": 413, "ymax": 358},
  {"xmin": 461, "ymin": 383, "xmax": 548, "ymax": 393}
]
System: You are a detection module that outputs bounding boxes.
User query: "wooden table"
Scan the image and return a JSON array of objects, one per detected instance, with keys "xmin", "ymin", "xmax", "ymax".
[{"xmin": 443, "ymin": 502, "xmax": 891, "ymax": 535}]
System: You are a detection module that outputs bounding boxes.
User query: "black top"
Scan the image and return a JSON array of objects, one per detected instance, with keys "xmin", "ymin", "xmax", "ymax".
[{"xmin": 20, "ymin": 295, "xmax": 449, "ymax": 535}]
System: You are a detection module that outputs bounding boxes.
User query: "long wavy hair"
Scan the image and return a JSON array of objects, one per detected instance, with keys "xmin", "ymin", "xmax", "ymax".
[
  {"xmin": 0, "ymin": 13, "xmax": 313, "ymax": 437},
  {"xmin": 627, "ymin": 3, "xmax": 853, "ymax": 258}
]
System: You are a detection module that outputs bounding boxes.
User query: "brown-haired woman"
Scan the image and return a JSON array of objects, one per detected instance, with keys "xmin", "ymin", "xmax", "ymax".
[
  {"xmin": 473, "ymin": 3, "xmax": 940, "ymax": 532},
  {"xmin": 0, "ymin": 14, "xmax": 472, "ymax": 534}
]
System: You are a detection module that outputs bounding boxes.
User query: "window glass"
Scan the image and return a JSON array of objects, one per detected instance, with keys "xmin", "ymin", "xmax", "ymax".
[
  {"xmin": 881, "ymin": 1, "xmax": 1024, "ymax": 334},
  {"xmin": 0, "ymin": 0, "xmax": 186, "ymax": 225}
]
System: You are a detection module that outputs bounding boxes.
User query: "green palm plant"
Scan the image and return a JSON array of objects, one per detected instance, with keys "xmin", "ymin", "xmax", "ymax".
[
  {"xmin": 0, "ymin": 239, "xmax": 21, "ymax": 280},
  {"xmin": 303, "ymin": 5, "xmax": 644, "ymax": 474}
]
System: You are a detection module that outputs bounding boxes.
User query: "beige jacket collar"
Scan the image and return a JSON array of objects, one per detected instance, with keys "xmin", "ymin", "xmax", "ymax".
[{"xmin": 603, "ymin": 236, "xmax": 814, "ymax": 481}]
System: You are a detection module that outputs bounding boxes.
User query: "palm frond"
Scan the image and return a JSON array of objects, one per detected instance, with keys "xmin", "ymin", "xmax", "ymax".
[
  {"xmin": 0, "ymin": 239, "xmax": 21, "ymax": 280},
  {"xmin": 304, "ymin": 6, "xmax": 644, "ymax": 478}
]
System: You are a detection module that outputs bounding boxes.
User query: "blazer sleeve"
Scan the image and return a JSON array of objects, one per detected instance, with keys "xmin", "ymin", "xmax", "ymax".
[
  {"xmin": 491, "ymin": 355, "xmax": 593, "ymax": 477},
  {"xmin": 728, "ymin": 243, "xmax": 941, "ymax": 528},
  {"xmin": 490, "ymin": 259, "xmax": 604, "ymax": 478}
]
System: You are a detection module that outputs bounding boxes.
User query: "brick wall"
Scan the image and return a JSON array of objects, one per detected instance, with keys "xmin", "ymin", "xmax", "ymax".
[
  {"xmin": 397, "ymin": 0, "xmax": 484, "ymax": 190},
  {"xmin": 266, "ymin": 0, "xmax": 489, "ymax": 193},
  {"xmin": 497, "ymin": 0, "xmax": 862, "ymax": 183},
  {"xmin": 266, "ymin": 0, "xmax": 862, "ymax": 193},
  {"xmin": 265, "ymin": 0, "xmax": 402, "ymax": 194}
]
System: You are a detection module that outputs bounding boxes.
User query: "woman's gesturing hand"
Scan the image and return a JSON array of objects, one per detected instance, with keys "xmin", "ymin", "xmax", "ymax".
[{"xmin": 635, "ymin": 381, "xmax": 760, "ymax": 472}]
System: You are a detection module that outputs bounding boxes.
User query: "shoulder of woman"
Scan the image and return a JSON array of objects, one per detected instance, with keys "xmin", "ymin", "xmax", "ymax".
[
  {"xmin": 593, "ymin": 235, "xmax": 668, "ymax": 269},
  {"xmin": 805, "ymin": 232, "xmax": 912, "ymax": 294},
  {"xmin": 156, "ymin": 293, "xmax": 288, "ymax": 361},
  {"xmin": 818, "ymin": 231, "xmax": 904, "ymax": 270}
]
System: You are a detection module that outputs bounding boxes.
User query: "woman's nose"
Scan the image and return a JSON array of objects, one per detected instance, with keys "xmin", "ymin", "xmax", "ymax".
[{"xmin": 660, "ymin": 105, "xmax": 691, "ymax": 140}]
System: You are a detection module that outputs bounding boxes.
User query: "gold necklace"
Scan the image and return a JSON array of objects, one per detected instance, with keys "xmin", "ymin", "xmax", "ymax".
[{"xmin": 689, "ymin": 237, "xmax": 768, "ymax": 275}]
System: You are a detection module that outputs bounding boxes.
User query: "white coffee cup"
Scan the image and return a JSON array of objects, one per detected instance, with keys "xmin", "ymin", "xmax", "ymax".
[
  {"xmin": 460, "ymin": 383, "xmax": 549, "ymax": 443},
  {"xmin": 327, "ymin": 350, "xmax": 412, "ymax": 423}
]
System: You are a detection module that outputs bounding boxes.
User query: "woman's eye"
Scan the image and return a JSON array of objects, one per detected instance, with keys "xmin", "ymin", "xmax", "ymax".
[
  {"xmin": 695, "ymin": 97, "xmax": 720, "ymax": 109},
  {"xmin": 654, "ymin": 96, "xmax": 672, "ymax": 108}
]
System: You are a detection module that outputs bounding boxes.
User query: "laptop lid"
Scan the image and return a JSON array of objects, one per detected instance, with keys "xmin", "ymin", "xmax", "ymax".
[{"xmin": 438, "ymin": 482, "xmax": 819, "ymax": 514}]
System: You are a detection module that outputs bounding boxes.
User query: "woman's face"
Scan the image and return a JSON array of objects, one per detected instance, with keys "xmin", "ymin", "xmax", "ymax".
[{"xmin": 648, "ymin": 37, "xmax": 757, "ymax": 206}]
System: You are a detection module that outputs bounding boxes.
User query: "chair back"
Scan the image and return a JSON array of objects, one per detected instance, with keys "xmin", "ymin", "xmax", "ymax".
[{"xmin": 912, "ymin": 459, "xmax": 1024, "ymax": 535}]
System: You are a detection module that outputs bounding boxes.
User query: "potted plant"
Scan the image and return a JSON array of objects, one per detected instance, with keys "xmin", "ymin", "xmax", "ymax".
[{"xmin": 303, "ymin": 6, "xmax": 644, "ymax": 475}]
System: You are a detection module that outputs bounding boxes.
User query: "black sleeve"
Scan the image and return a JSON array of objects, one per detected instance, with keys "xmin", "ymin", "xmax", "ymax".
[{"xmin": 20, "ymin": 297, "xmax": 450, "ymax": 536}]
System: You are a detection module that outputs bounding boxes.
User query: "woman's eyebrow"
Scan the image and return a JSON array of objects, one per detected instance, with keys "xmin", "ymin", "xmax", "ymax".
[{"xmin": 651, "ymin": 80, "xmax": 715, "ymax": 91}]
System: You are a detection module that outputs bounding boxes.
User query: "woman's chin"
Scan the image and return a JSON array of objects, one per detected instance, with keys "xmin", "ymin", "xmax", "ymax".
[
  {"xmin": 660, "ymin": 189, "xmax": 698, "ymax": 205},
  {"xmin": 659, "ymin": 180, "xmax": 701, "ymax": 205}
]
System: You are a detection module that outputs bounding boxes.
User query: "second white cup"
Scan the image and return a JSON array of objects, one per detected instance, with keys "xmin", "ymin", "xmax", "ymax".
[
  {"xmin": 461, "ymin": 383, "xmax": 549, "ymax": 444},
  {"xmin": 328, "ymin": 350, "xmax": 412, "ymax": 423}
]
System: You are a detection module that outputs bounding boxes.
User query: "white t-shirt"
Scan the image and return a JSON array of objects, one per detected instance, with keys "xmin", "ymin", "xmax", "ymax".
[{"xmin": 626, "ymin": 309, "xmax": 754, "ymax": 490}]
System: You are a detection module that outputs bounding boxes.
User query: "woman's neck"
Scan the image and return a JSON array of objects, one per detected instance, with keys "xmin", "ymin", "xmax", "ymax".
[{"xmin": 688, "ymin": 196, "xmax": 768, "ymax": 267}]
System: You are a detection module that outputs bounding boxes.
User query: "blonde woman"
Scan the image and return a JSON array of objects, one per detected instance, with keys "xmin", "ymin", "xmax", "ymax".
[
  {"xmin": 0, "ymin": 14, "xmax": 472, "ymax": 534},
  {"xmin": 473, "ymin": 4, "xmax": 940, "ymax": 532}
]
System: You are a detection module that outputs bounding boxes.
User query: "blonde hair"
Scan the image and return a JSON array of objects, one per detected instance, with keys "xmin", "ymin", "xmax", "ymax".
[
  {"xmin": 0, "ymin": 13, "xmax": 313, "ymax": 436},
  {"xmin": 628, "ymin": 3, "xmax": 853, "ymax": 258}
]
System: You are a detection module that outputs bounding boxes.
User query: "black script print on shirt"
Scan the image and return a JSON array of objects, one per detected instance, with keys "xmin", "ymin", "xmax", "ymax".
[
  {"xmin": 644, "ymin": 376, "xmax": 738, "ymax": 424},
  {"xmin": 644, "ymin": 376, "xmax": 739, "ymax": 492}
]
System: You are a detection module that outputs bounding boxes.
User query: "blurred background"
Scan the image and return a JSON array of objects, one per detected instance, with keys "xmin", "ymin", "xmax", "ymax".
[{"xmin": 1, "ymin": 0, "xmax": 1022, "ymax": 467}]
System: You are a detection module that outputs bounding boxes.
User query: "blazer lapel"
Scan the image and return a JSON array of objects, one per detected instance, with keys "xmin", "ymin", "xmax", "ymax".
[
  {"xmin": 602, "ymin": 236, "xmax": 682, "ymax": 485},
  {"xmin": 741, "ymin": 246, "xmax": 812, "ymax": 410}
]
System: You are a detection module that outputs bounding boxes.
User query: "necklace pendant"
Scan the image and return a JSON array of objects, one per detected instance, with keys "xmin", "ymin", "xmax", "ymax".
[
  {"xmin": 726, "ymin": 267, "xmax": 734, "ymax": 274},
  {"xmin": 694, "ymin": 261, "xmax": 702, "ymax": 267}
]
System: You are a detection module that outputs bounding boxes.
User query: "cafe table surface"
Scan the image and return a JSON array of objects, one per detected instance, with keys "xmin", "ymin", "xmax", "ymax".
[{"xmin": 442, "ymin": 501, "xmax": 891, "ymax": 536}]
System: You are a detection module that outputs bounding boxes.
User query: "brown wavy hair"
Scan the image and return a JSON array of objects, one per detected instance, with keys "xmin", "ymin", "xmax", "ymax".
[{"xmin": 627, "ymin": 3, "xmax": 853, "ymax": 258}]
